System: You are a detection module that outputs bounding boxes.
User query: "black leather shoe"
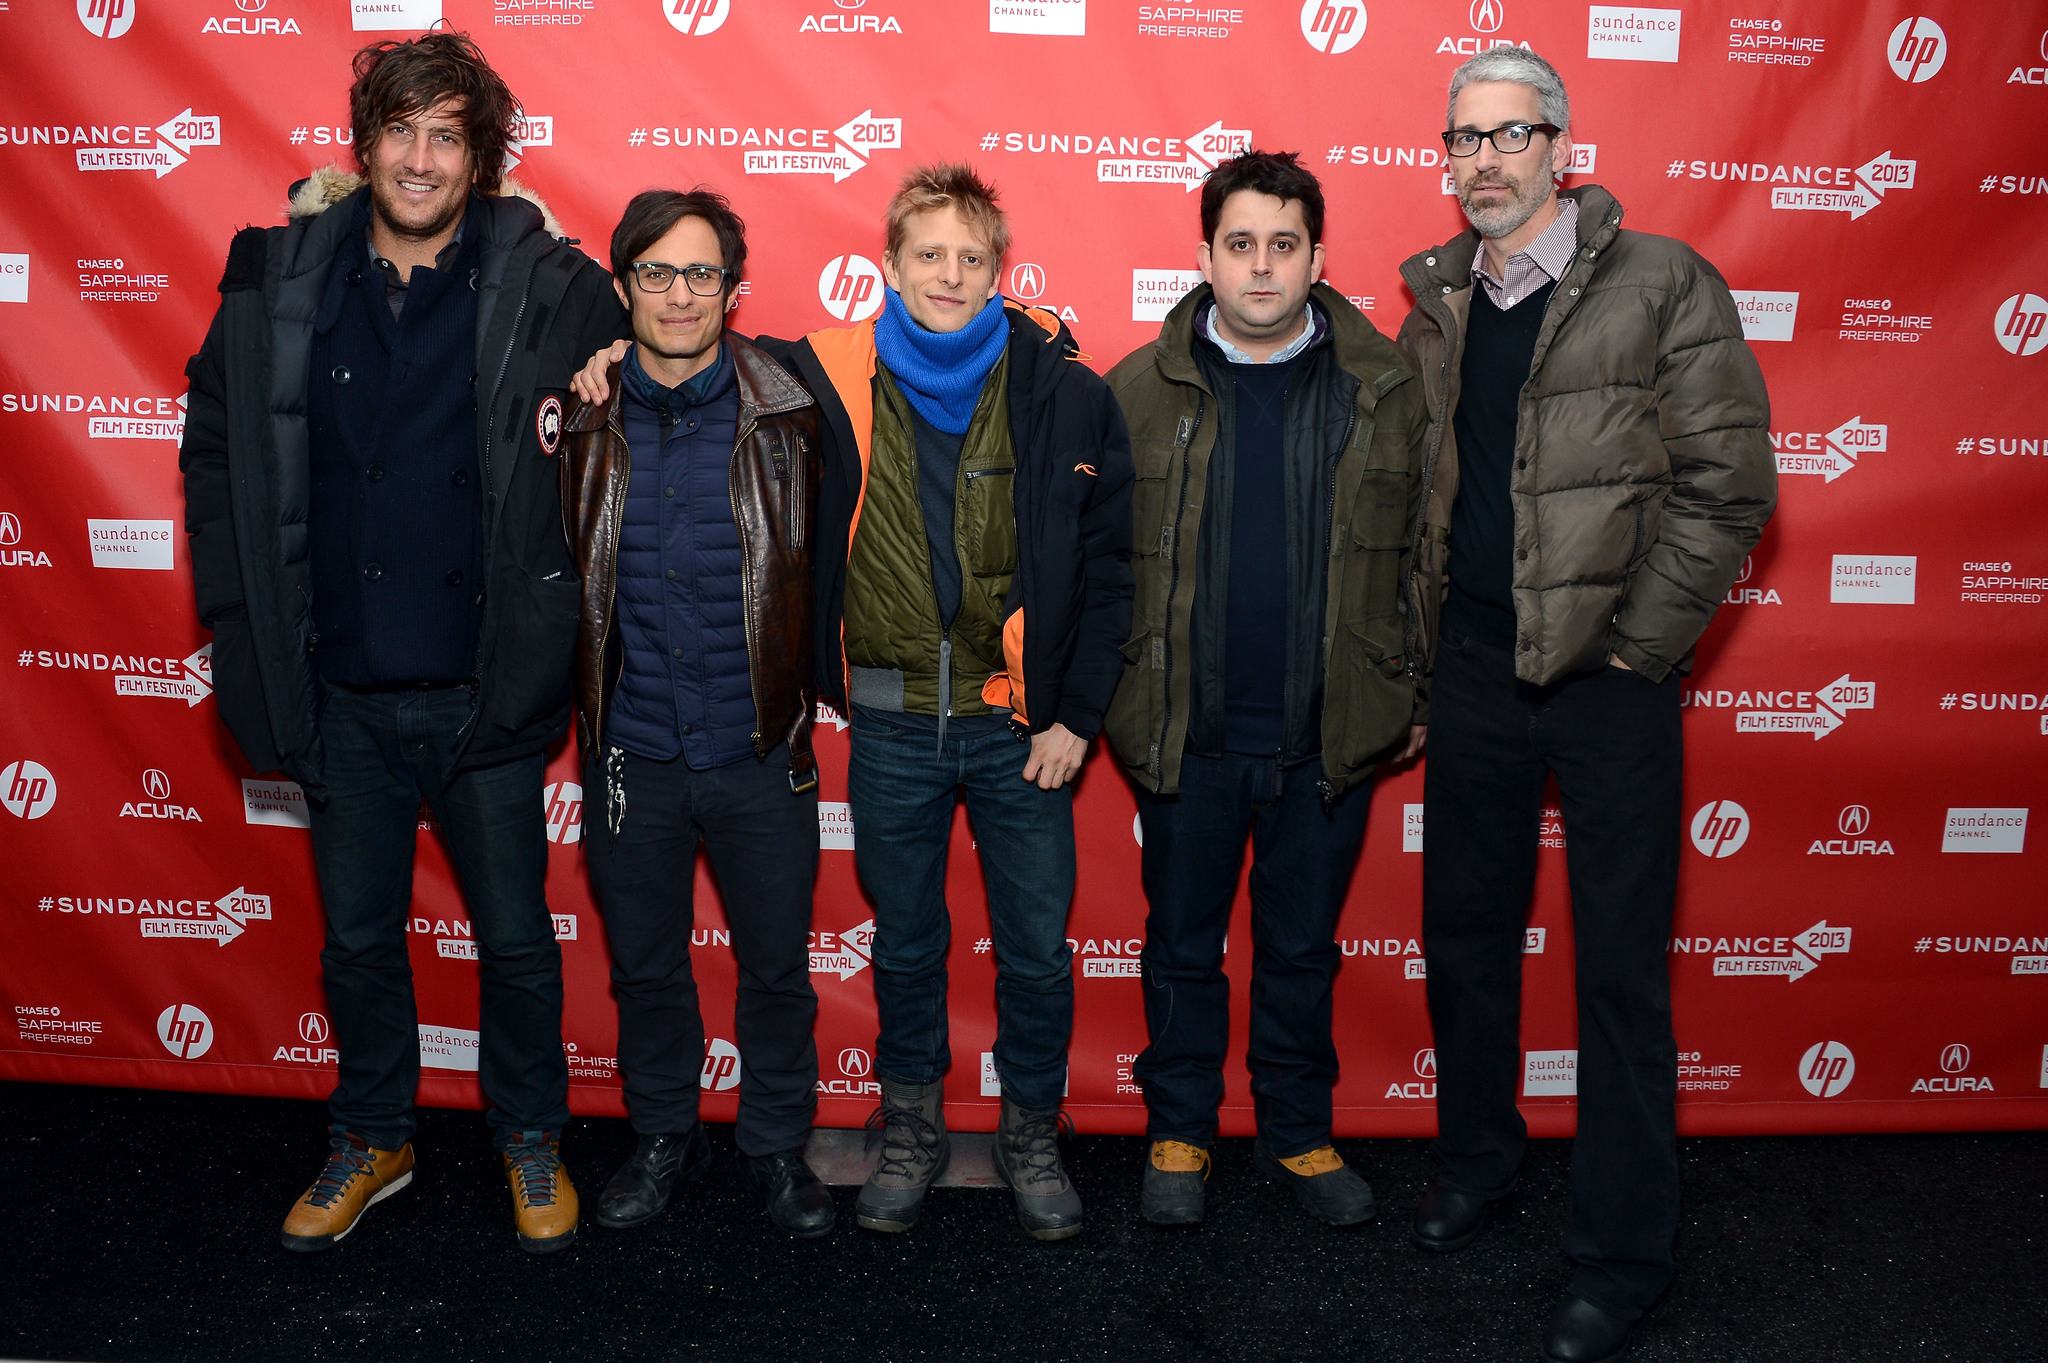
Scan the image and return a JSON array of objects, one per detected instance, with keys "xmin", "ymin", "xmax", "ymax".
[
  {"xmin": 1541, "ymin": 1295, "xmax": 1635, "ymax": 1363},
  {"xmin": 595, "ymin": 1127, "xmax": 713, "ymax": 1229},
  {"xmin": 1410, "ymin": 1180, "xmax": 1501, "ymax": 1253},
  {"xmin": 745, "ymin": 1148, "xmax": 835, "ymax": 1238}
]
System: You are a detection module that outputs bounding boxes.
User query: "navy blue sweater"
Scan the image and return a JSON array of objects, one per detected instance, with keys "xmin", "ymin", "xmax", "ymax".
[
  {"xmin": 605, "ymin": 343, "xmax": 757, "ymax": 767},
  {"xmin": 306, "ymin": 202, "xmax": 485, "ymax": 686}
]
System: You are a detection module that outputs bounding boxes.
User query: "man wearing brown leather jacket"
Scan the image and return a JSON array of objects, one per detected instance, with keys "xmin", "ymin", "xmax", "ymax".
[
  {"xmin": 559, "ymin": 189, "xmax": 833, "ymax": 1237},
  {"xmin": 1396, "ymin": 50, "xmax": 1775, "ymax": 1363}
]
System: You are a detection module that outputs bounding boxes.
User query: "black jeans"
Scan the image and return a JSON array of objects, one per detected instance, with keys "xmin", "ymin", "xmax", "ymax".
[
  {"xmin": 1132, "ymin": 752, "xmax": 1375, "ymax": 1156},
  {"xmin": 308, "ymin": 683, "xmax": 569, "ymax": 1152},
  {"xmin": 582, "ymin": 743, "xmax": 820, "ymax": 1156},
  {"xmin": 1422, "ymin": 620, "xmax": 1683, "ymax": 1319}
]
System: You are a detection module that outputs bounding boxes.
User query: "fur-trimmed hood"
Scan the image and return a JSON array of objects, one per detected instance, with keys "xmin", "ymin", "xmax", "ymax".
[{"xmin": 286, "ymin": 162, "xmax": 566, "ymax": 239}]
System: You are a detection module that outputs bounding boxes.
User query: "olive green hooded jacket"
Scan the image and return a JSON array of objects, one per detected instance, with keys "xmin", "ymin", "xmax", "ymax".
[{"xmin": 1103, "ymin": 282, "xmax": 1428, "ymax": 800}]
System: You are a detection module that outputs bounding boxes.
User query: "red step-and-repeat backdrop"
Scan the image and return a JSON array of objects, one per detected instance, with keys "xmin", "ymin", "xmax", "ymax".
[{"xmin": 3, "ymin": 0, "xmax": 2046, "ymax": 1138}]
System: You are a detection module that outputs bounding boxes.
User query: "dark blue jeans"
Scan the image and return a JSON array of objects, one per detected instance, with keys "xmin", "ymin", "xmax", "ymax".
[
  {"xmin": 1422, "ymin": 619, "xmax": 1682, "ymax": 1319},
  {"xmin": 846, "ymin": 708, "xmax": 1075, "ymax": 1111},
  {"xmin": 1131, "ymin": 752, "xmax": 1374, "ymax": 1156},
  {"xmin": 582, "ymin": 743, "xmax": 820, "ymax": 1156},
  {"xmin": 307, "ymin": 683, "xmax": 569, "ymax": 1152}
]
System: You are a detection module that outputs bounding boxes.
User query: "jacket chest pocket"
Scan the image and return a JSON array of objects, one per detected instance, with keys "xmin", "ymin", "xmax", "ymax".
[{"xmin": 960, "ymin": 466, "xmax": 1016, "ymax": 578}]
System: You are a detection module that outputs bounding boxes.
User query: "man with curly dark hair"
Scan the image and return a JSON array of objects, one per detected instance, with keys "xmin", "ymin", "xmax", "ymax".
[{"xmin": 178, "ymin": 30, "xmax": 627, "ymax": 1256}]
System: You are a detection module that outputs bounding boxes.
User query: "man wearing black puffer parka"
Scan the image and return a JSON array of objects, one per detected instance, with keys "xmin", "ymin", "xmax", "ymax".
[{"xmin": 178, "ymin": 32, "xmax": 627, "ymax": 1257}]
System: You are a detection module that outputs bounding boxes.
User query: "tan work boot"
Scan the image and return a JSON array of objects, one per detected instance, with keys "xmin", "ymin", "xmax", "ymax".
[
  {"xmin": 280, "ymin": 1126, "xmax": 415, "ymax": 1252},
  {"xmin": 502, "ymin": 1129, "xmax": 580, "ymax": 1254}
]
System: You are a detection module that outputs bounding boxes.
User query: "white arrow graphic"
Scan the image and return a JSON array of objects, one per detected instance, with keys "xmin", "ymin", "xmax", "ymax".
[{"xmin": 809, "ymin": 918, "xmax": 874, "ymax": 980}]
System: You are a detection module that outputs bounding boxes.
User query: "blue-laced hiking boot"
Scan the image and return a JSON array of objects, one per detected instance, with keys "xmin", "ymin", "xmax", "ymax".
[
  {"xmin": 501, "ymin": 1129, "xmax": 579, "ymax": 1254},
  {"xmin": 280, "ymin": 1126, "xmax": 414, "ymax": 1252}
]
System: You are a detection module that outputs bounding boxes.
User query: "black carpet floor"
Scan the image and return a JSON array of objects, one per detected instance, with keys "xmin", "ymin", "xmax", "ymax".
[{"xmin": 1, "ymin": 1082, "xmax": 2042, "ymax": 1363}]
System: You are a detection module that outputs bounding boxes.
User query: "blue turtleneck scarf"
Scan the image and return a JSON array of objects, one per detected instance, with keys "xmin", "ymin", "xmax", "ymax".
[{"xmin": 871, "ymin": 286, "xmax": 1010, "ymax": 435}]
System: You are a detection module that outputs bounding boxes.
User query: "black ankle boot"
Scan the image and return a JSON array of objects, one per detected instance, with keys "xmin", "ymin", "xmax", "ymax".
[{"xmin": 595, "ymin": 1126, "xmax": 713, "ymax": 1229}]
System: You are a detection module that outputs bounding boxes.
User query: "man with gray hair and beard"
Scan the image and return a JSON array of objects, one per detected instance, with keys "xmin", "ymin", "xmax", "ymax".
[{"xmin": 1396, "ymin": 49, "xmax": 1774, "ymax": 1363}]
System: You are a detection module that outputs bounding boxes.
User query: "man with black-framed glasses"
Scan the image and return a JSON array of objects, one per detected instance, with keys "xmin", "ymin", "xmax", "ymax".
[
  {"xmin": 1396, "ymin": 49, "xmax": 1773, "ymax": 1363},
  {"xmin": 559, "ymin": 188, "xmax": 834, "ymax": 1238}
]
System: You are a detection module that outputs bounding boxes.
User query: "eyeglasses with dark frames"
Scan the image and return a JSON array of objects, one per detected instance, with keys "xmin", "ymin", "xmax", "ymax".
[
  {"xmin": 630, "ymin": 261, "xmax": 732, "ymax": 296},
  {"xmin": 1441, "ymin": 123, "xmax": 1562, "ymax": 158}
]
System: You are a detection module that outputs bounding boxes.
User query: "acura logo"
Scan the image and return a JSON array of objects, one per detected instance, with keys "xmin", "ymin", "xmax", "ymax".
[
  {"xmin": 1837, "ymin": 804, "xmax": 1871, "ymax": 837},
  {"xmin": 1734, "ymin": 554, "xmax": 1753, "ymax": 584},
  {"xmin": 1413, "ymin": 1047, "xmax": 1437, "ymax": 1078},
  {"xmin": 838, "ymin": 1047, "xmax": 872, "ymax": 1078},
  {"xmin": 299, "ymin": 1012, "xmax": 331, "ymax": 1044},
  {"xmin": 1469, "ymin": 0, "xmax": 1502, "ymax": 33},
  {"xmin": 234, "ymin": 0, "xmax": 266, "ymax": 10},
  {"xmin": 1940, "ymin": 1043, "xmax": 1970, "ymax": 1074},
  {"xmin": 0, "ymin": 512, "xmax": 19, "ymax": 546},
  {"xmin": 1008, "ymin": 262, "xmax": 1046, "ymax": 301},
  {"xmin": 141, "ymin": 768, "xmax": 171, "ymax": 800},
  {"xmin": 832, "ymin": 0, "xmax": 866, "ymax": 7}
]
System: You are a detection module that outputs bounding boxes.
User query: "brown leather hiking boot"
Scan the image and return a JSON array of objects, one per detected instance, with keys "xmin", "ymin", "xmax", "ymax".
[
  {"xmin": 280, "ymin": 1127, "xmax": 414, "ymax": 1252},
  {"xmin": 502, "ymin": 1130, "xmax": 579, "ymax": 1254}
]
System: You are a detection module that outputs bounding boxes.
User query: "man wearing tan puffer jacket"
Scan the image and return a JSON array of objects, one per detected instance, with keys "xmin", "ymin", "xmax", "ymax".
[{"xmin": 1395, "ymin": 48, "xmax": 1775, "ymax": 1363}]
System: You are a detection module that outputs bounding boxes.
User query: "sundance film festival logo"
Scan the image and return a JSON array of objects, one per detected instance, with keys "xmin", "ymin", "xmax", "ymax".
[
  {"xmin": 77, "ymin": 0, "xmax": 135, "ymax": 38},
  {"xmin": 1771, "ymin": 416, "xmax": 1884, "ymax": 483},
  {"xmin": 1709, "ymin": 920, "xmax": 1851, "ymax": 981},
  {"xmin": 414, "ymin": 913, "xmax": 578, "ymax": 960},
  {"xmin": 1668, "ymin": 151, "xmax": 1914, "ymax": 221},
  {"xmin": 1299, "ymin": 0, "xmax": 1364, "ymax": 55},
  {"xmin": 1799, "ymin": 1040, "xmax": 1855, "ymax": 1097},
  {"xmin": 157, "ymin": 1004, "xmax": 214, "ymax": 1059},
  {"xmin": 810, "ymin": 918, "xmax": 875, "ymax": 980},
  {"xmin": 1887, "ymin": 17, "xmax": 1945, "ymax": 83},
  {"xmin": 1682, "ymin": 674, "xmax": 1875, "ymax": 738},
  {"xmin": 636, "ymin": 110, "xmax": 900, "ymax": 184},
  {"xmin": 76, "ymin": 111, "xmax": 221, "ymax": 179},
  {"xmin": 1102, "ymin": 119, "xmax": 1250, "ymax": 191},
  {"xmin": 40, "ymin": 886, "xmax": 272, "ymax": 946},
  {"xmin": 818, "ymin": 254, "xmax": 883, "ymax": 322}
]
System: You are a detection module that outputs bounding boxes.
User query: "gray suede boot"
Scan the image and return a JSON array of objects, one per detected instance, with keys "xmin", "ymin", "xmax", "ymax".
[
  {"xmin": 991, "ymin": 1096, "xmax": 1084, "ymax": 1241},
  {"xmin": 854, "ymin": 1077, "xmax": 949, "ymax": 1233}
]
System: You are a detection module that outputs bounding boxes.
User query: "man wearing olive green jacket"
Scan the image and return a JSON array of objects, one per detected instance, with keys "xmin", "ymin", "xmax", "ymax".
[{"xmin": 1103, "ymin": 151, "xmax": 1428, "ymax": 1229}]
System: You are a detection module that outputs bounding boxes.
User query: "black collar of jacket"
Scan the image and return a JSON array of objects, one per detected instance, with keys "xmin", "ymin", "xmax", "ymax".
[
  {"xmin": 1400, "ymin": 183, "xmax": 1626, "ymax": 298},
  {"xmin": 566, "ymin": 332, "xmax": 812, "ymax": 436},
  {"xmin": 1151, "ymin": 280, "xmax": 1406, "ymax": 401}
]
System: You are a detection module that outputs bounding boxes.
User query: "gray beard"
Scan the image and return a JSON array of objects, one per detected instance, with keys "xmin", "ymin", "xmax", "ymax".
[{"xmin": 1456, "ymin": 150, "xmax": 1559, "ymax": 240}]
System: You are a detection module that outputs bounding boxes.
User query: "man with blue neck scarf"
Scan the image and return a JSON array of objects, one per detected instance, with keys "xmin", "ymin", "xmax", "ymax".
[
  {"xmin": 772, "ymin": 164, "xmax": 1132, "ymax": 1241},
  {"xmin": 559, "ymin": 189, "xmax": 834, "ymax": 1239},
  {"xmin": 1104, "ymin": 151, "xmax": 1428, "ymax": 1229}
]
